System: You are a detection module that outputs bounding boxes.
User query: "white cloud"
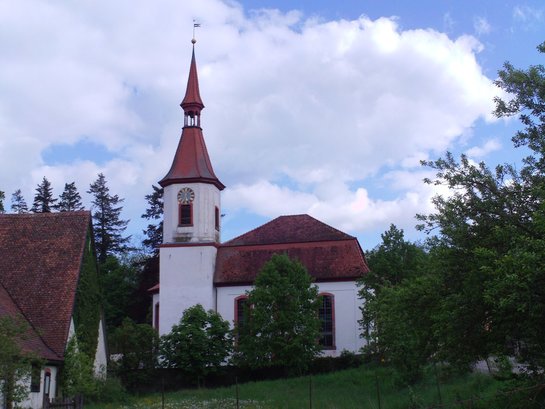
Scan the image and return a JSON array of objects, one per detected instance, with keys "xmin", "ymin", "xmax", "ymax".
[
  {"xmin": 0, "ymin": 0, "xmax": 501, "ymax": 245},
  {"xmin": 465, "ymin": 139, "xmax": 501, "ymax": 158}
]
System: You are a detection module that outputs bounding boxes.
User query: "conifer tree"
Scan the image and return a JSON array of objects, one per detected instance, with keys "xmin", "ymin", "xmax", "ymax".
[
  {"xmin": 56, "ymin": 182, "xmax": 85, "ymax": 212},
  {"xmin": 141, "ymin": 185, "xmax": 163, "ymax": 253},
  {"xmin": 88, "ymin": 173, "xmax": 131, "ymax": 263},
  {"xmin": 10, "ymin": 190, "xmax": 28, "ymax": 214},
  {"xmin": 0, "ymin": 190, "xmax": 5, "ymax": 213},
  {"xmin": 31, "ymin": 177, "xmax": 57, "ymax": 213}
]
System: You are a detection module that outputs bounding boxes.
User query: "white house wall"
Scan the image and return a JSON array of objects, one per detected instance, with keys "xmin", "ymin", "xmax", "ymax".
[
  {"xmin": 20, "ymin": 365, "xmax": 58, "ymax": 409},
  {"xmin": 216, "ymin": 280, "xmax": 365, "ymax": 357},
  {"xmin": 93, "ymin": 318, "xmax": 108, "ymax": 377},
  {"xmin": 159, "ymin": 245, "xmax": 217, "ymax": 336}
]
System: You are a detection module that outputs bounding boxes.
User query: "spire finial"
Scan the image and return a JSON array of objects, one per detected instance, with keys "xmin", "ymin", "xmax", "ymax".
[{"xmin": 192, "ymin": 20, "xmax": 201, "ymax": 44}]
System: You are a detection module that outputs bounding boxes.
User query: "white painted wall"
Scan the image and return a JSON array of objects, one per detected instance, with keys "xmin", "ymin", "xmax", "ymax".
[
  {"xmin": 93, "ymin": 318, "xmax": 108, "ymax": 377},
  {"xmin": 163, "ymin": 182, "xmax": 221, "ymax": 244},
  {"xmin": 159, "ymin": 245, "xmax": 217, "ymax": 336},
  {"xmin": 20, "ymin": 365, "xmax": 59, "ymax": 409},
  {"xmin": 216, "ymin": 280, "xmax": 366, "ymax": 357}
]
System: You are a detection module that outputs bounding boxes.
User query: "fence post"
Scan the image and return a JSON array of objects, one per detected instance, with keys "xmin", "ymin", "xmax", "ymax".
[
  {"xmin": 309, "ymin": 375, "xmax": 313, "ymax": 409},
  {"xmin": 236, "ymin": 376, "xmax": 240, "ymax": 409},
  {"xmin": 433, "ymin": 361, "xmax": 443, "ymax": 407},
  {"xmin": 161, "ymin": 373, "xmax": 165, "ymax": 409},
  {"xmin": 375, "ymin": 372, "xmax": 382, "ymax": 409}
]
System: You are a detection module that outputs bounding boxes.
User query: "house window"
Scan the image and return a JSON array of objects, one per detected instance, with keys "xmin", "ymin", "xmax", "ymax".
[
  {"xmin": 215, "ymin": 206, "xmax": 220, "ymax": 231},
  {"xmin": 179, "ymin": 203, "xmax": 192, "ymax": 226},
  {"xmin": 319, "ymin": 293, "xmax": 335, "ymax": 349},
  {"xmin": 154, "ymin": 302, "xmax": 160, "ymax": 331},
  {"xmin": 234, "ymin": 295, "xmax": 249, "ymax": 338},
  {"xmin": 30, "ymin": 364, "xmax": 40, "ymax": 392}
]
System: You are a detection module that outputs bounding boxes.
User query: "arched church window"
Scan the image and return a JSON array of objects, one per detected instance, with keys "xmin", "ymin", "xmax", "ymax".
[
  {"xmin": 318, "ymin": 293, "xmax": 335, "ymax": 349},
  {"xmin": 234, "ymin": 295, "xmax": 249, "ymax": 340}
]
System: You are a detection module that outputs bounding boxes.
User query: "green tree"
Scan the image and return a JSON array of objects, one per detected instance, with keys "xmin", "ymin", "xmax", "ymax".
[
  {"xmin": 88, "ymin": 173, "xmax": 131, "ymax": 263},
  {"xmin": 0, "ymin": 190, "xmax": 5, "ymax": 213},
  {"xmin": 359, "ymin": 226, "xmax": 433, "ymax": 381},
  {"xmin": 10, "ymin": 189, "xmax": 28, "ymax": 214},
  {"xmin": 415, "ymin": 42, "xmax": 545, "ymax": 372},
  {"xmin": 236, "ymin": 254, "xmax": 321, "ymax": 374},
  {"xmin": 56, "ymin": 181, "xmax": 85, "ymax": 211},
  {"xmin": 141, "ymin": 185, "xmax": 163, "ymax": 253},
  {"xmin": 110, "ymin": 318, "xmax": 158, "ymax": 390},
  {"xmin": 31, "ymin": 176, "xmax": 57, "ymax": 213},
  {"xmin": 60, "ymin": 337, "xmax": 97, "ymax": 398},
  {"xmin": 0, "ymin": 316, "xmax": 39, "ymax": 409},
  {"xmin": 160, "ymin": 305, "xmax": 232, "ymax": 384},
  {"xmin": 99, "ymin": 256, "xmax": 139, "ymax": 333}
]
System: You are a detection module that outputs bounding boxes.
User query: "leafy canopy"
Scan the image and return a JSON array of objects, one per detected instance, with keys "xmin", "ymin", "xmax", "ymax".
[{"xmin": 235, "ymin": 254, "xmax": 321, "ymax": 374}]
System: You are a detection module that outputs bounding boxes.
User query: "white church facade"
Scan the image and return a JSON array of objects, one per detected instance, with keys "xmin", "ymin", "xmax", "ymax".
[{"xmin": 150, "ymin": 43, "xmax": 369, "ymax": 356}]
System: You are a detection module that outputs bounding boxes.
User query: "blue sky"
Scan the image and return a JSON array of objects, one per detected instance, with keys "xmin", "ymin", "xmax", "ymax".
[{"xmin": 1, "ymin": 0, "xmax": 544, "ymax": 250}]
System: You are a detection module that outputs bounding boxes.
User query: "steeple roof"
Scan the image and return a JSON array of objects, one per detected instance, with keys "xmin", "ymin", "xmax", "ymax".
[
  {"xmin": 159, "ymin": 44, "xmax": 224, "ymax": 190},
  {"xmin": 181, "ymin": 46, "xmax": 204, "ymax": 113}
]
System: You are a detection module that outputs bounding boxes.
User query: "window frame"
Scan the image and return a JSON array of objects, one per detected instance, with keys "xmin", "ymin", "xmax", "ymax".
[
  {"xmin": 318, "ymin": 292, "xmax": 336, "ymax": 350},
  {"xmin": 178, "ymin": 203, "xmax": 193, "ymax": 226}
]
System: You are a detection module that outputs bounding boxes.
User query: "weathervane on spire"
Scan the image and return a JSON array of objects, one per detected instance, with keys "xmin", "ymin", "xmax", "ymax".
[{"xmin": 192, "ymin": 20, "xmax": 201, "ymax": 44}]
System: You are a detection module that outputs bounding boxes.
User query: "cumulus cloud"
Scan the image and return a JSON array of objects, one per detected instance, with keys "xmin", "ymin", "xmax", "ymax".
[
  {"xmin": 465, "ymin": 139, "xmax": 501, "ymax": 158},
  {"xmin": 0, "ymin": 0, "xmax": 501, "ymax": 246}
]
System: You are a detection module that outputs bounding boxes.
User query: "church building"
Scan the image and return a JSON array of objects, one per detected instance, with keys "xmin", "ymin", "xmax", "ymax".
[{"xmin": 150, "ymin": 42, "xmax": 369, "ymax": 356}]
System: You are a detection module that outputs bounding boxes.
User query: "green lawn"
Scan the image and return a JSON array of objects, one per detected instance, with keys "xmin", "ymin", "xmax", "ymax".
[{"xmin": 87, "ymin": 365, "xmax": 504, "ymax": 409}]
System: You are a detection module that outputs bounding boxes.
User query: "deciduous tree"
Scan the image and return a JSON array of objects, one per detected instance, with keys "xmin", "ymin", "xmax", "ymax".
[
  {"xmin": 235, "ymin": 254, "xmax": 321, "ymax": 374},
  {"xmin": 160, "ymin": 304, "xmax": 231, "ymax": 383}
]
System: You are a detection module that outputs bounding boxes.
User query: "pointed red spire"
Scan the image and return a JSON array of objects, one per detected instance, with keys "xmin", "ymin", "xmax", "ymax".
[
  {"xmin": 181, "ymin": 45, "xmax": 204, "ymax": 123},
  {"xmin": 159, "ymin": 43, "xmax": 224, "ymax": 190}
]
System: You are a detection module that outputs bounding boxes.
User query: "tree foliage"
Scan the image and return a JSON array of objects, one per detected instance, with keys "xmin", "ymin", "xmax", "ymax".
[
  {"xmin": 412, "ymin": 42, "xmax": 545, "ymax": 374},
  {"xmin": 110, "ymin": 318, "xmax": 158, "ymax": 390},
  {"xmin": 0, "ymin": 316, "xmax": 40, "ymax": 409},
  {"xmin": 10, "ymin": 189, "xmax": 28, "ymax": 214},
  {"xmin": 160, "ymin": 304, "xmax": 232, "ymax": 382},
  {"xmin": 60, "ymin": 337, "xmax": 97, "ymax": 398},
  {"xmin": 359, "ymin": 226, "xmax": 433, "ymax": 382},
  {"xmin": 56, "ymin": 181, "xmax": 84, "ymax": 212},
  {"xmin": 141, "ymin": 185, "xmax": 163, "ymax": 253},
  {"xmin": 31, "ymin": 176, "xmax": 57, "ymax": 213},
  {"xmin": 235, "ymin": 254, "xmax": 321, "ymax": 374},
  {"xmin": 88, "ymin": 173, "xmax": 131, "ymax": 263},
  {"xmin": 0, "ymin": 190, "xmax": 5, "ymax": 213}
]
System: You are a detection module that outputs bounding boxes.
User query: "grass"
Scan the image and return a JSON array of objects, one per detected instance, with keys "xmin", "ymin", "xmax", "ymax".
[{"xmin": 86, "ymin": 365, "xmax": 504, "ymax": 409}]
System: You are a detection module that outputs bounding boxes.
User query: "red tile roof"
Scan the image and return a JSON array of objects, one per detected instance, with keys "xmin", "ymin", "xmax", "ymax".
[
  {"xmin": 0, "ymin": 211, "xmax": 91, "ymax": 360},
  {"xmin": 181, "ymin": 46, "xmax": 204, "ymax": 112},
  {"xmin": 0, "ymin": 283, "xmax": 60, "ymax": 361},
  {"xmin": 215, "ymin": 215, "xmax": 369, "ymax": 286},
  {"xmin": 159, "ymin": 126, "xmax": 225, "ymax": 190}
]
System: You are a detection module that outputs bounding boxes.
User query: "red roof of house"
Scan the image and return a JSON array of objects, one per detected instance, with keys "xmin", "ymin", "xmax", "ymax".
[
  {"xmin": 0, "ymin": 283, "xmax": 60, "ymax": 361},
  {"xmin": 215, "ymin": 215, "xmax": 369, "ymax": 286},
  {"xmin": 0, "ymin": 212, "xmax": 91, "ymax": 360}
]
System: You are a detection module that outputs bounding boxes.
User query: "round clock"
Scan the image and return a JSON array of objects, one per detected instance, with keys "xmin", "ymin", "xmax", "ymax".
[{"xmin": 177, "ymin": 187, "xmax": 195, "ymax": 204}]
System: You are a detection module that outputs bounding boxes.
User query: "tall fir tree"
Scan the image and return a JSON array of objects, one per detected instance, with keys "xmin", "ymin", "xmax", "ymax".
[
  {"xmin": 0, "ymin": 190, "xmax": 5, "ymax": 213},
  {"xmin": 31, "ymin": 177, "xmax": 57, "ymax": 213},
  {"xmin": 10, "ymin": 190, "xmax": 28, "ymax": 214},
  {"xmin": 141, "ymin": 185, "xmax": 163, "ymax": 253},
  {"xmin": 56, "ymin": 182, "xmax": 85, "ymax": 212},
  {"xmin": 88, "ymin": 173, "xmax": 131, "ymax": 263}
]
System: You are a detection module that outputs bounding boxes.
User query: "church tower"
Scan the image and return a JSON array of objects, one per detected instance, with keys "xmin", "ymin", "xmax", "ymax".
[{"xmin": 157, "ymin": 40, "xmax": 225, "ymax": 335}]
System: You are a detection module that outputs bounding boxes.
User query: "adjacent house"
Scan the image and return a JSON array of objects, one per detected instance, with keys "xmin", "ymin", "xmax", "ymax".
[{"xmin": 0, "ymin": 211, "xmax": 107, "ymax": 408}]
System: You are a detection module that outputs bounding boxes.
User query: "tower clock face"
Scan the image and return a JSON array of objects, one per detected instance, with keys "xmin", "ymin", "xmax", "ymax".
[{"xmin": 177, "ymin": 188, "xmax": 195, "ymax": 204}]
